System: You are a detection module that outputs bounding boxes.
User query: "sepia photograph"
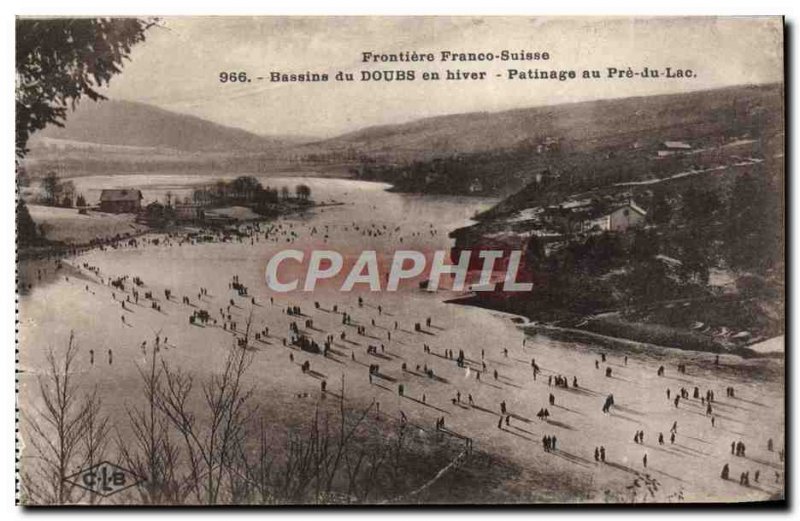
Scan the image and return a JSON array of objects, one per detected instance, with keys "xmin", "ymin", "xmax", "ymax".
[{"xmin": 14, "ymin": 15, "xmax": 785, "ymax": 506}]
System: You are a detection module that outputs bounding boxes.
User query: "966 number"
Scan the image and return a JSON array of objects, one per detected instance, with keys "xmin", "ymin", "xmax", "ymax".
[{"xmin": 219, "ymin": 72, "xmax": 249, "ymax": 83}]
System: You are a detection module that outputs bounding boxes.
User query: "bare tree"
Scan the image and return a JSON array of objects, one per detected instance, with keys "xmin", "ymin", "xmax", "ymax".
[
  {"xmin": 80, "ymin": 389, "xmax": 110, "ymax": 505},
  {"xmin": 118, "ymin": 336, "xmax": 183, "ymax": 504},
  {"xmin": 230, "ymin": 417, "xmax": 275, "ymax": 504},
  {"xmin": 155, "ymin": 321, "xmax": 257, "ymax": 504},
  {"xmin": 21, "ymin": 333, "xmax": 92, "ymax": 504},
  {"xmin": 388, "ymin": 420, "xmax": 408, "ymax": 492},
  {"xmin": 247, "ymin": 377, "xmax": 379, "ymax": 504},
  {"xmin": 21, "ymin": 332, "xmax": 465, "ymax": 505},
  {"xmin": 343, "ymin": 427, "xmax": 388, "ymax": 502},
  {"xmin": 321, "ymin": 376, "xmax": 374, "ymax": 496},
  {"xmin": 279, "ymin": 407, "xmax": 327, "ymax": 502}
]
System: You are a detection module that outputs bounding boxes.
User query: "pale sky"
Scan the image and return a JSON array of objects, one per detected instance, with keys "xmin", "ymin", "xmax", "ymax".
[{"xmin": 102, "ymin": 16, "xmax": 784, "ymax": 138}]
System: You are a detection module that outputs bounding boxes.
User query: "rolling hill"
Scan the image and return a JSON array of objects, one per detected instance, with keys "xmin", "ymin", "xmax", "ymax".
[
  {"xmin": 296, "ymin": 83, "xmax": 783, "ymax": 159},
  {"xmin": 23, "ymin": 83, "xmax": 782, "ymax": 187},
  {"xmin": 31, "ymin": 99, "xmax": 309, "ymax": 153}
]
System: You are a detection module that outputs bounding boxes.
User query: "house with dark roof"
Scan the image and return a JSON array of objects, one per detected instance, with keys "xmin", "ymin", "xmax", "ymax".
[{"xmin": 99, "ymin": 189, "xmax": 143, "ymax": 214}]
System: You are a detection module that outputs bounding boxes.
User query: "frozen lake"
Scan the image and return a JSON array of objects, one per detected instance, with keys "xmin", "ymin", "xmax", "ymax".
[{"xmin": 18, "ymin": 175, "xmax": 784, "ymax": 504}]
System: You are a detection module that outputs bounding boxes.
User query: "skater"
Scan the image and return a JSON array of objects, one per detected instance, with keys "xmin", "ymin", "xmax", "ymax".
[{"xmin": 602, "ymin": 394, "xmax": 614, "ymax": 414}]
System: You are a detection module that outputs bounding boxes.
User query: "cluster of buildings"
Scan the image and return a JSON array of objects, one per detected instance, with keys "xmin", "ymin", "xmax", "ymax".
[
  {"xmin": 558, "ymin": 198, "xmax": 648, "ymax": 234},
  {"xmin": 512, "ymin": 195, "xmax": 648, "ymax": 235},
  {"xmin": 463, "ymin": 195, "xmax": 649, "ymax": 258},
  {"xmin": 98, "ymin": 189, "xmax": 235, "ymax": 226}
]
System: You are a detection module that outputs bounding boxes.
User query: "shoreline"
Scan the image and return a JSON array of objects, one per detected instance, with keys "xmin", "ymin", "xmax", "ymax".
[
  {"xmin": 17, "ymin": 197, "xmax": 331, "ymax": 261},
  {"xmin": 448, "ymin": 294, "xmax": 781, "ymax": 361},
  {"xmin": 523, "ymin": 323, "xmax": 778, "ymax": 361}
]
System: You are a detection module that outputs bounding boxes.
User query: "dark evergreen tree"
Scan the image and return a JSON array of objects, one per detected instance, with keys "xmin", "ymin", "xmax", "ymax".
[
  {"xmin": 725, "ymin": 171, "xmax": 781, "ymax": 274},
  {"xmin": 16, "ymin": 18, "xmax": 157, "ymax": 158},
  {"xmin": 17, "ymin": 198, "xmax": 39, "ymax": 246}
]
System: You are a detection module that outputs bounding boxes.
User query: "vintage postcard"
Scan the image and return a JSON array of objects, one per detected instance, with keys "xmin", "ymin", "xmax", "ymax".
[{"xmin": 15, "ymin": 16, "xmax": 785, "ymax": 505}]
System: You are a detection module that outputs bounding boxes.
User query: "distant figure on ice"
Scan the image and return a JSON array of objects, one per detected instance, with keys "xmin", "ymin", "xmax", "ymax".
[{"xmin": 602, "ymin": 394, "xmax": 614, "ymax": 413}]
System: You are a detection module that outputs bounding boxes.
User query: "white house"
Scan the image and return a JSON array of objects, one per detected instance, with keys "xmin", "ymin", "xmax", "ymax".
[
  {"xmin": 583, "ymin": 201, "xmax": 647, "ymax": 232},
  {"xmin": 657, "ymin": 141, "xmax": 692, "ymax": 157}
]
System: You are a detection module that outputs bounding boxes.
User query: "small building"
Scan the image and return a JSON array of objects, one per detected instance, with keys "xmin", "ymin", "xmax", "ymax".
[
  {"xmin": 657, "ymin": 141, "xmax": 692, "ymax": 157},
  {"xmin": 174, "ymin": 203, "xmax": 203, "ymax": 222},
  {"xmin": 582, "ymin": 201, "xmax": 647, "ymax": 233},
  {"xmin": 138, "ymin": 201, "xmax": 172, "ymax": 227},
  {"xmin": 99, "ymin": 189, "xmax": 142, "ymax": 213},
  {"xmin": 655, "ymin": 254, "xmax": 683, "ymax": 269},
  {"xmin": 203, "ymin": 209, "xmax": 236, "ymax": 225},
  {"xmin": 536, "ymin": 137, "xmax": 560, "ymax": 154},
  {"xmin": 468, "ymin": 178, "xmax": 484, "ymax": 193}
]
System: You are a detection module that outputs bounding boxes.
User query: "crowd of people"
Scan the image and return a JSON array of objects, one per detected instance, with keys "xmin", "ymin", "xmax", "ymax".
[{"xmin": 21, "ymin": 206, "xmax": 785, "ymax": 503}]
